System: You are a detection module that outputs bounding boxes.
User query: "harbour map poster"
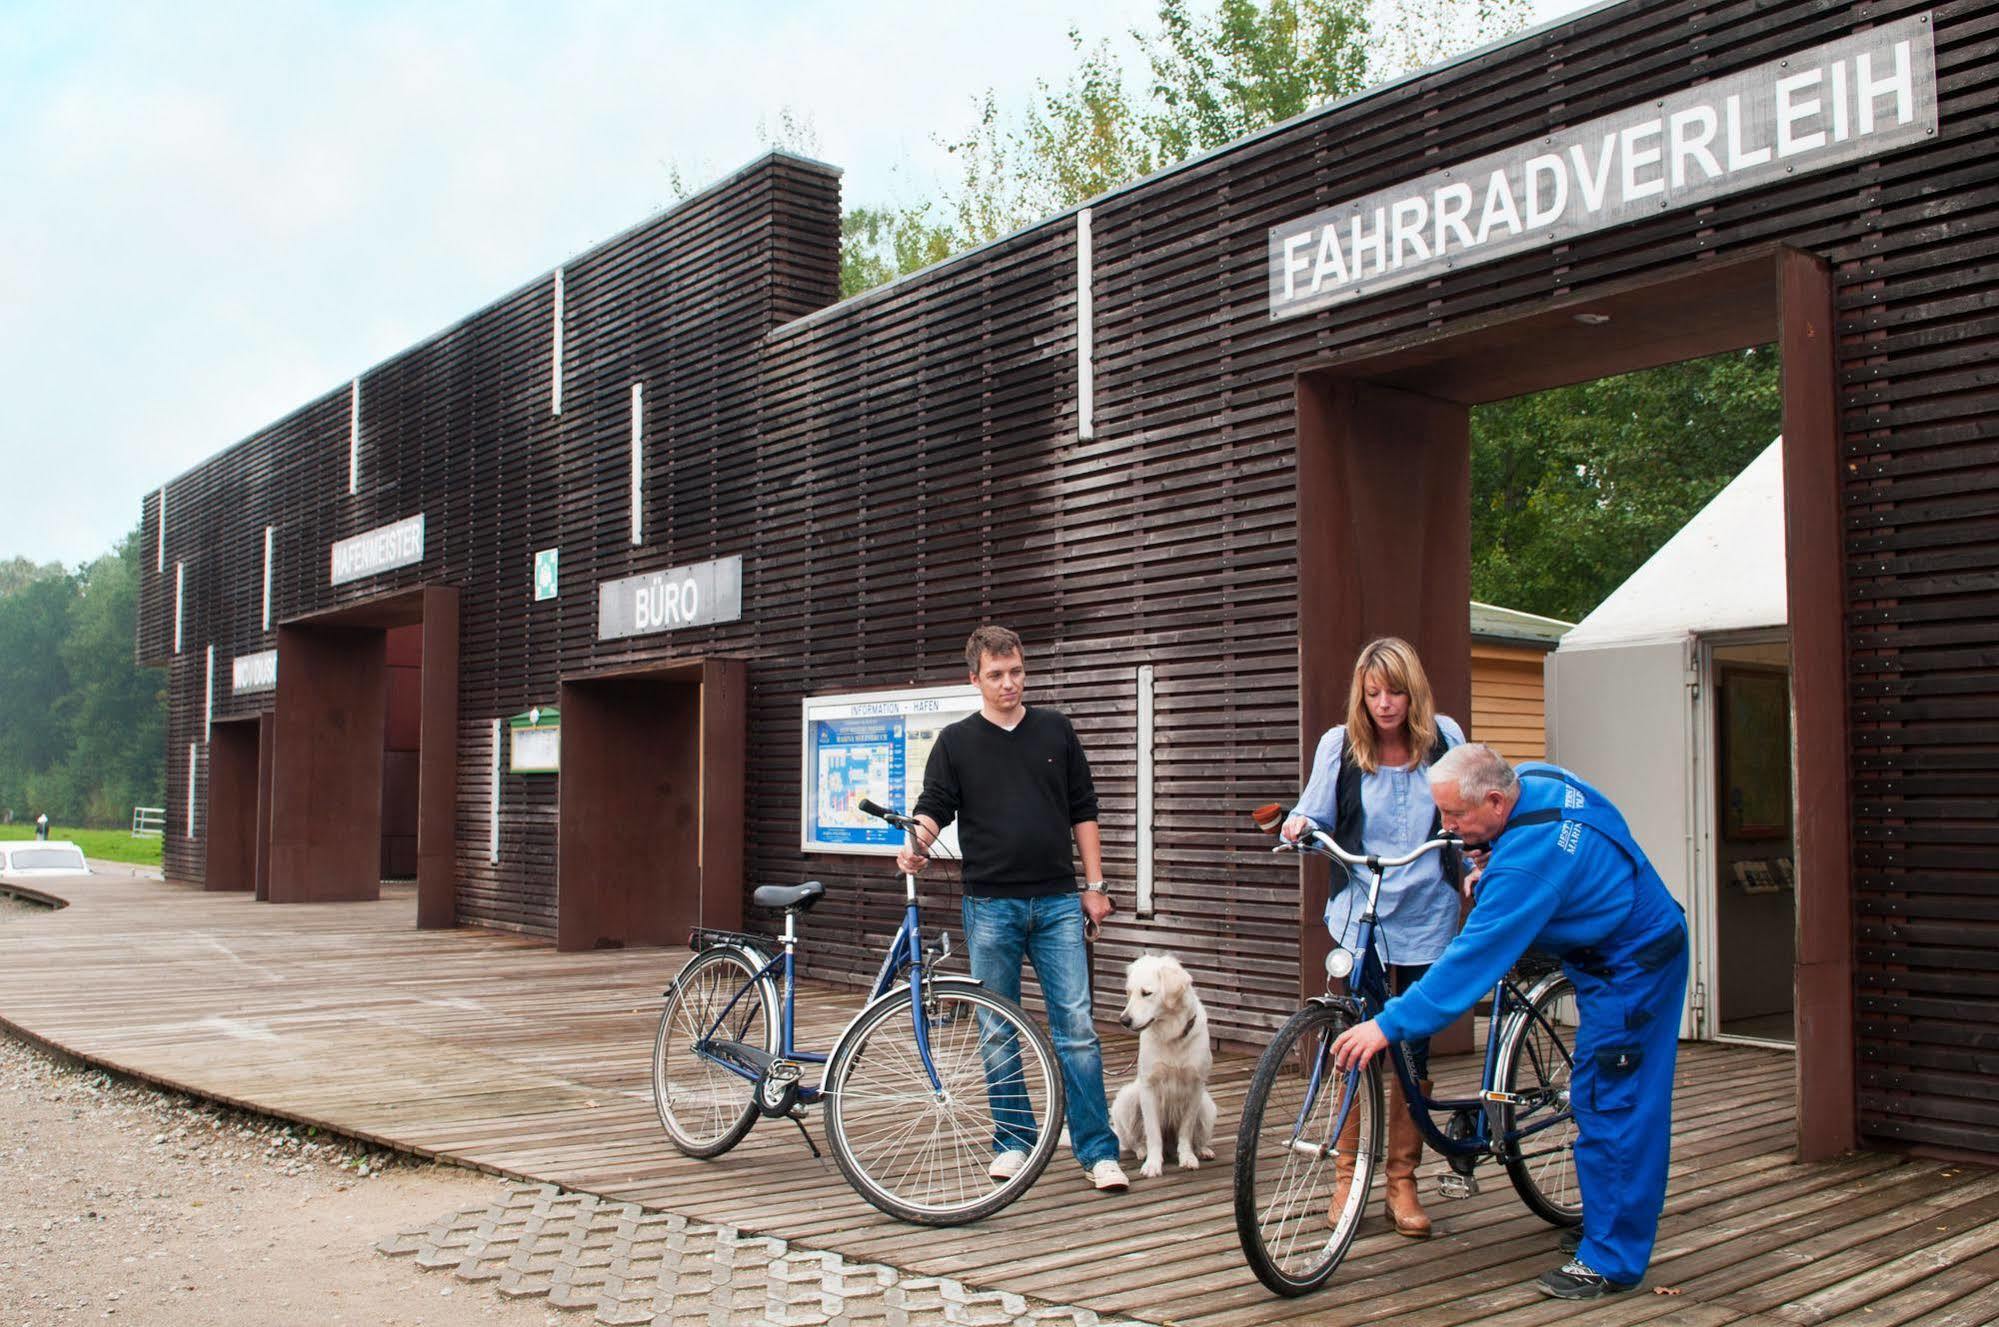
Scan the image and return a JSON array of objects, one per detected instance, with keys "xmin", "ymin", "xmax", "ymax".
[{"xmin": 800, "ymin": 685, "xmax": 980, "ymax": 855}]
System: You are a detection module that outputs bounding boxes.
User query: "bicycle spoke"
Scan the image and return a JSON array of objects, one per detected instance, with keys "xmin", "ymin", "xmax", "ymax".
[
  {"xmin": 1235, "ymin": 1006, "xmax": 1377, "ymax": 1295},
  {"xmin": 827, "ymin": 987, "xmax": 1061, "ymax": 1223}
]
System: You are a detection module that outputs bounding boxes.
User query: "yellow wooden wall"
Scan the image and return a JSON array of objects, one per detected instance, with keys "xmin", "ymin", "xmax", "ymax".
[{"xmin": 1470, "ymin": 642, "xmax": 1550, "ymax": 761}]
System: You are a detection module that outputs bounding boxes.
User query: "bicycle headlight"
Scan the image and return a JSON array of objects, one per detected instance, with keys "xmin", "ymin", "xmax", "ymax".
[{"xmin": 1325, "ymin": 947, "xmax": 1355, "ymax": 980}]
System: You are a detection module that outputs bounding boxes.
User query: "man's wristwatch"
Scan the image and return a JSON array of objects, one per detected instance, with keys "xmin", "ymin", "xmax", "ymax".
[{"xmin": 1083, "ymin": 880, "xmax": 1109, "ymax": 897}]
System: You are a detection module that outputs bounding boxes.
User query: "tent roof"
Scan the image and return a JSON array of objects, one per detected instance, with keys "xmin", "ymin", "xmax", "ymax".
[{"xmin": 1557, "ymin": 437, "xmax": 1786, "ymax": 651}]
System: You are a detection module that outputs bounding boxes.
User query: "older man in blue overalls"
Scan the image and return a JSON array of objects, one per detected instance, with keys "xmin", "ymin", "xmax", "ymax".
[{"xmin": 1331, "ymin": 742, "xmax": 1689, "ymax": 1300}]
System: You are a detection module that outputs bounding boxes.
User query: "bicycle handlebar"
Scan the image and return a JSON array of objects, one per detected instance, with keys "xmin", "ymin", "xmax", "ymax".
[
  {"xmin": 1275, "ymin": 829, "xmax": 1461, "ymax": 871},
  {"xmin": 858, "ymin": 798, "xmax": 918, "ymax": 829}
]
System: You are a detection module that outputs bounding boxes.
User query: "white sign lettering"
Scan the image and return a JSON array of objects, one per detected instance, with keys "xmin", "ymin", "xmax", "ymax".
[
  {"xmin": 1269, "ymin": 15, "xmax": 1937, "ymax": 318},
  {"xmin": 598, "ymin": 555, "xmax": 743, "ymax": 641},
  {"xmin": 232, "ymin": 649, "xmax": 278, "ymax": 694},
  {"xmin": 329, "ymin": 514, "xmax": 426, "ymax": 585}
]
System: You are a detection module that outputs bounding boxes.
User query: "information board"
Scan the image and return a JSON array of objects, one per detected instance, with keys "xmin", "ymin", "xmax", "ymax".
[
  {"xmin": 800, "ymin": 685, "xmax": 981, "ymax": 856},
  {"xmin": 508, "ymin": 706, "xmax": 560, "ymax": 774}
]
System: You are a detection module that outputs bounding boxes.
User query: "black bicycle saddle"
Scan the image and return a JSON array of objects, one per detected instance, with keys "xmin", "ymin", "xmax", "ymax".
[{"xmin": 751, "ymin": 881, "xmax": 826, "ymax": 911}]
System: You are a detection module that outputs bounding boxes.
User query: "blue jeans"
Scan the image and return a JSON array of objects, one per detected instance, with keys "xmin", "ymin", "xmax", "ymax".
[{"xmin": 960, "ymin": 891, "xmax": 1119, "ymax": 1170}]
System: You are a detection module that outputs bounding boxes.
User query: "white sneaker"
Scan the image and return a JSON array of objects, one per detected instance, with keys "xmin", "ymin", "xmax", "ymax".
[
  {"xmin": 1088, "ymin": 1159, "xmax": 1130, "ymax": 1192},
  {"xmin": 988, "ymin": 1149, "xmax": 1029, "ymax": 1182}
]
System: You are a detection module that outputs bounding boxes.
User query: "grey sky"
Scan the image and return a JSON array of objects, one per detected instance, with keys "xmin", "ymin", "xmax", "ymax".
[{"xmin": 2, "ymin": 0, "xmax": 1594, "ymax": 567}]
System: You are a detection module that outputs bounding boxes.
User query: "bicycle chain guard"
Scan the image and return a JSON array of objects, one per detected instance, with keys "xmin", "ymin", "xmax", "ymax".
[{"xmin": 756, "ymin": 1059, "xmax": 803, "ymax": 1117}]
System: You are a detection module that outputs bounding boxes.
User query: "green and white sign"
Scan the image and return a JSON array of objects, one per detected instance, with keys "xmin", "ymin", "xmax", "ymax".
[
  {"xmin": 508, "ymin": 706, "xmax": 560, "ymax": 773},
  {"xmin": 534, "ymin": 548, "xmax": 559, "ymax": 601}
]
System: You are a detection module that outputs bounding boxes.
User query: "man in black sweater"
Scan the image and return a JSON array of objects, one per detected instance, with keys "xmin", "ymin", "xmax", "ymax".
[{"xmin": 898, "ymin": 625, "xmax": 1129, "ymax": 1192}]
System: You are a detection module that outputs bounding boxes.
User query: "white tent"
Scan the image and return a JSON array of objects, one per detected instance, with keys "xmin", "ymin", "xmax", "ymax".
[
  {"xmin": 1545, "ymin": 437, "xmax": 1792, "ymax": 1043},
  {"xmin": 1561, "ymin": 437, "xmax": 1787, "ymax": 649}
]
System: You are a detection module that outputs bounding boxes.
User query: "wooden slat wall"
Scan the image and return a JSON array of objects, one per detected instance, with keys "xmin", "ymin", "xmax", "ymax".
[
  {"xmin": 135, "ymin": 2, "xmax": 1999, "ymax": 1150},
  {"xmin": 1470, "ymin": 642, "xmax": 1551, "ymax": 763}
]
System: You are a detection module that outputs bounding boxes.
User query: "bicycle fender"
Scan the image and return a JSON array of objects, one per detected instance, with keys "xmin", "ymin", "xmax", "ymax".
[
  {"xmin": 1305, "ymin": 993, "xmax": 1367, "ymax": 1022},
  {"xmin": 662, "ymin": 940, "xmax": 774, "ymax": 999}
]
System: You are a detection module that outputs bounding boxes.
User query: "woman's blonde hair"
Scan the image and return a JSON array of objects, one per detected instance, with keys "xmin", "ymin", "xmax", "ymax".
[{"xmin": 1344, "ymin": 637, "xmax": 1439, "ymax": 773}]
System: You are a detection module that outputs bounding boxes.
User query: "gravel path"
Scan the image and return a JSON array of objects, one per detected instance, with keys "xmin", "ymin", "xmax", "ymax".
[{"xmin": 0, "ymin": 921, "xmax": 560, "ymax": 1327}]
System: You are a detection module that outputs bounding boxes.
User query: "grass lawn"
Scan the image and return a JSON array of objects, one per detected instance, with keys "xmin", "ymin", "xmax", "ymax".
[{"xmin": 0, "ymin": 825, "xmax": 162, "ymax": 867}]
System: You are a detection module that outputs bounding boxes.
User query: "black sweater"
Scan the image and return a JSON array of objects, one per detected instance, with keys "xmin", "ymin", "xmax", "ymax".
[{"xmin": 912, "ymin": 706, "xmax": 1100, "ymax": 897}]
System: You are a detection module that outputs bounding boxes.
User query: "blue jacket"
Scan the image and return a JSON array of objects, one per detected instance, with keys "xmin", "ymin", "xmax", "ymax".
[{"xmin": 1375, "ymin": 763, "xmax": 1683, "ymax": 1042}]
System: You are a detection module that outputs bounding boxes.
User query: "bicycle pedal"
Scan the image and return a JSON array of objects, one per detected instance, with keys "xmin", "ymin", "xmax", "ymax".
[{"xmin": 1435, "ymin": 1173, "xmax": 1480, "ymax": 1200}]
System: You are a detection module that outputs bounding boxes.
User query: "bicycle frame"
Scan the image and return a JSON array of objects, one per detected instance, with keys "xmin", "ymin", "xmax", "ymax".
[
  {"xmin": 681, "ymin": 865, "xmax": 945, "ymax": 1107},
  {"xmin": 1290, "ymin": 830, "xmax": 1571, "ymax": 1168}
]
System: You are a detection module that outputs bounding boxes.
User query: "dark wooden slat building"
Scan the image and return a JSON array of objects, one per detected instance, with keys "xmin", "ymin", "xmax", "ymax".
[{"xmin": 138, "ymin": 1, "xmax": 1999, "ymax": 1163}]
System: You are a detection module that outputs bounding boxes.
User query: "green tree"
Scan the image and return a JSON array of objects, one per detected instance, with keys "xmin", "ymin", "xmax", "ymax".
[
  {"xmin": 56, "ymin": 530, "xmax": 165, "ymax": 823},
  {"xmin": 1142, "ymin": 0, "xmax": 1371, "ymax": 162},
  {"xmin": 0, "ymin": 570, "xmax": 78, "ymax": 819},
  {"xmin": 933, "ymin": 0, "xmax": 1529, "ymax": 251},
  {"xmin": 841, "ymin": 204, "xmax": 956, "ymax": 299},
  {"xmin": 0, "ymin": 527, "xmax": 165, "ymax": 826},
  {"xmin": 1469, "ymin": 347, "xmax": 1784, "ymax": 622}
]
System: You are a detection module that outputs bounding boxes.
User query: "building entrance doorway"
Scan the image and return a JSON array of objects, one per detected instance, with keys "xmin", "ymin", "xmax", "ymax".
[
  {"xmin": 1293, "ymin": 247, "xmax": 1851, "ymax": 1159},
  {"xmin": 557, "ymin": 658, "xmax": 745, "ymax": 952},
  {"xmin": 204, "ymin": 714, "xmax": 270, "ymax": 894},
  {"xmin": 268, "ymin": 586, "xmax": 458, "ymax": 926},
  {"xmin": 1705, "ymin": 635, "xmax": 1798, "ymax": 1046}
]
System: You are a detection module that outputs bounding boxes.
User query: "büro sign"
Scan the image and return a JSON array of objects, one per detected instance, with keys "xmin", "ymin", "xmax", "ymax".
[
  {"xmin": 597, "ymin": 554, "xmax": 744, "ymax": 640},
  {"xmin": 1268, "ymin": 13, "xmax": 1938, "ymax": 319}
]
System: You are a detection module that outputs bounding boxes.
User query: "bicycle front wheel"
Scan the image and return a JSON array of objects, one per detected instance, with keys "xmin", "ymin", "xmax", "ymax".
[
  {"xmin": 1233, "ymin": 1002, "xmax": 1383, "ymax": 1297},
  {"xmin": 824, "ymin": 980, "xmax": 1063, "ymax": 1226},
  {"xmin": 653, "ymin": 947, "xmax": 776, "ymax": 1159},
  {"xmin": 1496, "ymin": 974, "xmax": 1582, "ymax": 1225}
]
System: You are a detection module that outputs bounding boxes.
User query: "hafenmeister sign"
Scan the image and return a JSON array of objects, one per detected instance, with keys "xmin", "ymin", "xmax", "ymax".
[
  {"xmin": 330, "ymin": 514, "xmax": 427, "ymax": 585},
  {"xmin": 597, "ymin": 554, "xmax": 744, "ymax": 640},
  {"xmin": 1268, "ymin": 13, "xmax": 1938, "ymax": 318}
]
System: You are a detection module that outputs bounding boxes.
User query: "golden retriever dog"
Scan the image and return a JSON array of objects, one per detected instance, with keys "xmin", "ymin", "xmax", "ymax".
[{"xmin": 1111, "ymin": 952, "xmax": 1218, "ymax": 1178}]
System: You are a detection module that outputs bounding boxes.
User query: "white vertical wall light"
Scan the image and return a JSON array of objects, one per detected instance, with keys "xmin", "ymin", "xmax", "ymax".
[
  {"xmin": 551, "ymin": 268, "xmax": 565, "ymax": 416},
  {"xmin": 156, "ymin": 486, "xmax": 167, "ymax": 572},
  {"xmin": 173, "ymin": 562, "xmax": 185, "ymax": 654},
  {"xmin": 186, "ymin": 743, "xmax": 199, "ymax": 838},
  {"xmin": 629, "ymin": 381, "xmax": 644, "ymax": 545},
  {"xmin": 204, "ymin": 645, "xmax": 214, "ymax": 741},
  {"xmin": 489, "ymin": 718, "xmax": 502, "ymax": 864},
  {"xmin": 1077, "ymin": 207, "xmax": 1095, "ymax": 441},
  {"xmin": 1136, "ymin": 664, "xmax": 1155, "ymax": 917},
  {"xmin": 261, "ymin": 526, "xmax": 274, "ymax": 631},
  {"xmin": 348, "ymin": 377, "xmax": 361, "ymax": 495}
]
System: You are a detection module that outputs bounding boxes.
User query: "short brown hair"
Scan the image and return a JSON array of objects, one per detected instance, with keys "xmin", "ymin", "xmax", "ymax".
[{"xmin": 965, "ymin": 625, "xmax": 1024, "ymax": 675}]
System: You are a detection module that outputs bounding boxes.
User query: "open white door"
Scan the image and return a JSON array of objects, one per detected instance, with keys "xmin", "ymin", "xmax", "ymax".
[{"xmin": 1545, "ymin": 637, "xmax": 1705, "ymax": 1039}]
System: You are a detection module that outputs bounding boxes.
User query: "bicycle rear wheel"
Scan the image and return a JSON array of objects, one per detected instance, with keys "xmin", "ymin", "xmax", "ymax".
[
  {"xmin": 824, "ymin": 979, "xmax": 1063, "ymax": 1226},
  {"xmin": 1496, "ymin": 974, "xmax": 1583, "ymax": 1225},
  {"xmin": 653, "ymin": 947, "xmax": 776, "ymax": 1159},
  {"xmin": 1233, "ymin": 1002, "xmax": 1383, "ymax": 1297}
]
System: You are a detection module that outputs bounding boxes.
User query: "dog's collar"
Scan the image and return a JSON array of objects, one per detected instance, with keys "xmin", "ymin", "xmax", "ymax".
[{"xmin": 1170, "ymin": 1011, "xmax": 1203, "ymax": 1045}]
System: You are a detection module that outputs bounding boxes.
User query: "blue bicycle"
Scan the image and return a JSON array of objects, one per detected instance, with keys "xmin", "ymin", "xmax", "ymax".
[
  {"xmin": 1233, "ymin": 812, "xmax": 1581, "ymax": 1295},
  {"xmin": 650, "ymin": 800, "xmax": 1064, "ymax": 1225}
]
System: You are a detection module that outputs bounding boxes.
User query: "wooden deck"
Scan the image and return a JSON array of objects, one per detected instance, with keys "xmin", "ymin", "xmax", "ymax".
[{"xmin": 1, "ymin": 876, "xmax": 1993, "ymax": 1327}]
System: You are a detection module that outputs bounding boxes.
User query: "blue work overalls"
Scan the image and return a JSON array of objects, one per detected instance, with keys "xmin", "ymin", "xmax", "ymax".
[
  {"xmin": 1519, "ymin": 769, "xmax": 1690, "ymax": 1286},
  {"xmin": 1375, "ymin": 763, "xmax": 1688, "ymax": 1286}
]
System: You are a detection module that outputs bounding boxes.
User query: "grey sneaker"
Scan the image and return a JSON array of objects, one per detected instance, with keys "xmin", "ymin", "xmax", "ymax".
[
  {"xmin": 1087, "ymin": 1159, "xmax": 1130, "ymax": 1192},
  {"xmin": 988, "ymin": 1149, "xmax": 1029, "ymax": 1182},
  {"xmin": 1537, "ymin": 1258, "xmax": 1637, "ymax": 1300}
]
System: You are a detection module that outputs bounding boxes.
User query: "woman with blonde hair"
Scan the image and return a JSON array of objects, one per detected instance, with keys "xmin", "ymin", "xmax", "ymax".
[{"xmin": 1281, "ymin": 636, "xmax": 1464, "ymax": 1237}]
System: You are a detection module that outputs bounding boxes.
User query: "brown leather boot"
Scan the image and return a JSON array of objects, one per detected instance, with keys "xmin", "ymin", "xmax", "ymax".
[
  {"xmin": 1326, "ymin": 1091, "xmax": 1364, "ymax": 1228},
  {"xmin": 1383, "ymin": 1077, "xmax": 1433, "ymax": 1237}
]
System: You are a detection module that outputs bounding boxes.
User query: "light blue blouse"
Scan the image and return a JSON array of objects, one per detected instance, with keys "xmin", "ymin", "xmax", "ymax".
[{"xmin": 1290, "ymin": 714, "xmax": 1465, "ymax": 966}]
